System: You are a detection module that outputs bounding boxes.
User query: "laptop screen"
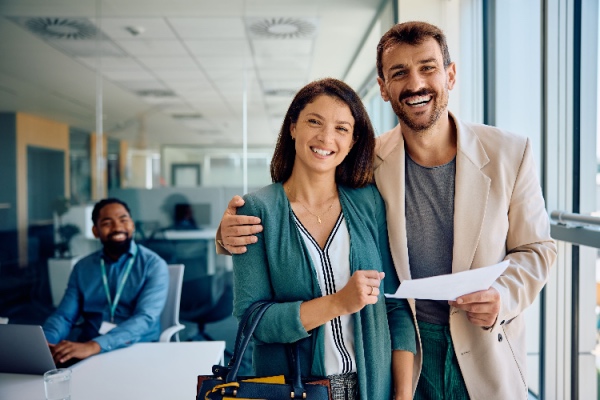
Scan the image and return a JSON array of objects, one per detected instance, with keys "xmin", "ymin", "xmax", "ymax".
[{"xmin": 0, "ymin": 324, "xmax": 56, "ymax": 375}]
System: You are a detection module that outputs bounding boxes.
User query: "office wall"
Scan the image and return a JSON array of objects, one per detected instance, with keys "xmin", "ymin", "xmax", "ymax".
[
  {"xmin": 162, "ymin": 146, "xmax": 272, "ymax": 188},
  {"xmin": 16, "ymin": 112, "xmax": 69, "ymax": 266},
  {"xmin": 0, "ymin": 113, "xmax": 18, "ymax": 266}
]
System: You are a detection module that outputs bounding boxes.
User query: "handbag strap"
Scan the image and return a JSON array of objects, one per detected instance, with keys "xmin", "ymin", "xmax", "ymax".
[
  {"xmin": 225, "ymin": 301, "xmax": 274, "ymax": 382},
  {"xmin": 222, "ymin": 301, "xmax": 309, "ymax": 399},
  {"xmin": 224, "ymin": 301, "xmax": 309, "ymax": 399},
  {"xmin": 288, "ymin": 341, "xmax": 305, "ymax": 398},
  {"xmin": 227, "ymin": 300, "xmax": 271, "ymax": 368}
]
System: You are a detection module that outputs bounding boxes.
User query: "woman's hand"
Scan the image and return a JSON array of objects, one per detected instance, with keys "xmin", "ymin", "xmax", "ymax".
[
  {"xmin": 299, "ymin": 270, "xmax": 384, "ymax": 332},
  {"xmin": 334, "ymin": 270, "xmax": 385, "ymax": 315}
]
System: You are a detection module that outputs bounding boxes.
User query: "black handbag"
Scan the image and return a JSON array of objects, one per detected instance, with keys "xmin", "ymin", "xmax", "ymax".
[{"xmin": 197, "ymin": 301, "xmax": 331, "ymax": 400}]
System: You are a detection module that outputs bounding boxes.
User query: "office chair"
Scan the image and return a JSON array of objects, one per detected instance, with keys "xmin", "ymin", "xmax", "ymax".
[
  {"xmin": 159, "ymin": 264, "xmax": 186, "ymax": 342},
  {"xmin": 179, "ymin": 269, "xmax": 233, "ymax": 341}
]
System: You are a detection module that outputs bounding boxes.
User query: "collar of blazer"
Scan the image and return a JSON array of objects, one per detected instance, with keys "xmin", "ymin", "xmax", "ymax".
[{"xmin": 374, "ymin": 112, "xmax": 490, "ymax": 169}]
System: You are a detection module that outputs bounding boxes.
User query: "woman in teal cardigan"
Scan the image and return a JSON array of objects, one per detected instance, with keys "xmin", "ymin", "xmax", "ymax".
[{"xmin": 232, "ymin": 78, "xmax": 416, "ymax": 400}]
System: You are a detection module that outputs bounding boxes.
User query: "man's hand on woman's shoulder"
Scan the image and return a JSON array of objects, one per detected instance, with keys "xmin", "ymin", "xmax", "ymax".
[{"xmin": 217, "ymin": 195, "xmax": 263, "ymax": 255}]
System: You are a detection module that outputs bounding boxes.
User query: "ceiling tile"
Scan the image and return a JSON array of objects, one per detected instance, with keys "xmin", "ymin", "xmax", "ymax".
[
  {"xmin": 253, "ymin": 54, "xmax": 311, "ymax": 70},
  {"xmin": 96, "ymin": 17, "xmax": 177, "ymax": 39},
  {"xmin": 115, "ymin": 39, "xmax": 188, "ymax": 56},
  {"xmin": 160, "ymin": 104, "xmax": 197, "ymax": 114},
  {"xmin": 76, "ymin": 56, "xmax": 143, "ymax": 71},
  {"xmin": 185, "ymin": 39, "xmax": 251, "ymax": 56},
  {"xmin": 153, "ymin": 69, "xmax": 207, "ymax": 81},
  {"xmin": 101, "ymin": 69, "xmax": 156, "ymax": 81},
  {"xmin": 169, "ymin": 17, "xmax": 245, "ymax": 39},
  {"xmin": 166, "ymin": 79, "xmax": 213, "ymax": 91},
  {"xmin": 117, "ymin": 80, "xmax": 167, "ymax": 91},
  {"xmin": 251, "ymin": 38, "xmax": 313, "ymax": 56},
  {"xmin": 49, "ymin": 39, "xmax": 127, "ymax": 58},
  {"xmin": 261, "ymin": 79, "xmax": 304, "ymax": 91},
  {"xmin": 181, "ymin": 120, "xmax": 216, "ymax": 130},
  {"xmin": 195, "ymin": 55, "xmax": 249, "ymax": 71},
  {"xmin": 257, "ymin": 68, "xmax": 309, "ymax": 81},
  {"xmin": 140, "ymin": 95, "xmax": 185, "ymax": 105},
  {"xmin": 137, "ymin": 56, "xmax": 199, "ymax": 69},
  {"xmin": 180, "ymin": 88, "xmax": 223, "ymax": 102}
]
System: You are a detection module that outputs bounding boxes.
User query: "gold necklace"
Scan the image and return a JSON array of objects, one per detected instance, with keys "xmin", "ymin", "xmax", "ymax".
[{"xmin": 285, "ymin": 184, "xmax": 337, "ymax": 224}]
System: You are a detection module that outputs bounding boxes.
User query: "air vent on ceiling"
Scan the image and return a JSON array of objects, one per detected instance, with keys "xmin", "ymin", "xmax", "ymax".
[
  {"xmin": 264, "ymin": 88, "xmax": 297, "ymax": 97},
  {"xmin": 135, "ymin": 89, "xmax": 179, "ymax": 104},
  {"xmin": 247, "ymin": 17, "xmax": 318, "ymax": 39},
  {"xmin": 136, "ymin": 89, "xmax": 176, "ymax": 98},
  {"xmin": 10, "ymin": 16, "xmax": 123, "ymax": 57},
  {"xmin": 24, "ymin": 17, "xmax": 99, "ymax": 40},
  {"xmin": 171, "ymin": 113, "xmax": 203, "ymax": 120}
]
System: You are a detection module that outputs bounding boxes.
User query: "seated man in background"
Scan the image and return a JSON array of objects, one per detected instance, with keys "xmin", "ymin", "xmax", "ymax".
[
  {"xmin": 43, "ymin": 198, "xmax": 169, "ymax": 365},
  {"xmin": 173, "ymin": 203, "xmax": 199, "ymax": 230}
]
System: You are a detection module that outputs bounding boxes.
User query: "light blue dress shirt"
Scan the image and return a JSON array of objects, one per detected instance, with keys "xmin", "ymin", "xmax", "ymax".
[{"xmin": 43, "ymin": 241, "xmax": 169, "ymax": 352}]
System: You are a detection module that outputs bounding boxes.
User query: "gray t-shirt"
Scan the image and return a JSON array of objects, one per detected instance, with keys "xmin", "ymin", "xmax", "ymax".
[{"xmin": 405, "ymin": 152, "xmax": 455, "ymax": 325}]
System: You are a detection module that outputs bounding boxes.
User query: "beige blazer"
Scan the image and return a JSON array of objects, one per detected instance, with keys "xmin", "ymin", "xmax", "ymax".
[{"xmin": 374, "ymin": 113, "xmax": 557, "ymax": 399}]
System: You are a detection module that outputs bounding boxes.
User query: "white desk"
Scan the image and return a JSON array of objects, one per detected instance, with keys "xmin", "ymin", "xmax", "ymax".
[{"xmin": 0, "ymin": 341, "xmax": 225, "ymax": 400}]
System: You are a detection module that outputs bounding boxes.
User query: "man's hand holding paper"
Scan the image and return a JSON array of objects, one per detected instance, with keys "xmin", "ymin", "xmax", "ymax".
[
  {"xmin": 386, "ymin": 260, "xmax": 509, "ymax": 301},
  {"xmin": 449, "ymin": 286, "xmax": 501, "ymax": 328},
  {"xmin": 386, "ymin": 260, "xmax": 509, "ymax": 328}
]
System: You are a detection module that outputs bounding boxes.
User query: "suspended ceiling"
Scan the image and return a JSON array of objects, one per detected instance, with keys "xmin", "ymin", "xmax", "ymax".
[{"xmin": 0, "ymin": 0, "xmax": 385, "ymax": 148}]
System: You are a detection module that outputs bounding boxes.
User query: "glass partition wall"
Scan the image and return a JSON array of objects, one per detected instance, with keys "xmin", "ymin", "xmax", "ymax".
[{"xmin": 0, "ymin": 0, "xmax": 395, "ymax": 324}]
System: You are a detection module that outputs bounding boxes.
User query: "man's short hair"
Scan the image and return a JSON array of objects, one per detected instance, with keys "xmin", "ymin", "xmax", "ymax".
[
  {"xmin": 376, "ymin": 21, "xmax": 452, "ymax": 80},
  {"xmin": 91, "ymin": 198, "xmax": 132, "ymax": 226}
]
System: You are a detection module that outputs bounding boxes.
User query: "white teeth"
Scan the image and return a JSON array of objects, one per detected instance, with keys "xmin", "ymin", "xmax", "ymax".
[
  {"xmin": 312, "ymin": 147, "xmax": 332, "ymax": 156},
  {"xmin": 406, "ymin": 95, "xmax": 431, "ymax": 105}
]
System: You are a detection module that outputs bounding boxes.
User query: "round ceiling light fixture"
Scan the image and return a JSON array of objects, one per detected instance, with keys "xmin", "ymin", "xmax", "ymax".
[{"xmin": 249, "ymin": 17, "xmax": 316, "ymax": 39}]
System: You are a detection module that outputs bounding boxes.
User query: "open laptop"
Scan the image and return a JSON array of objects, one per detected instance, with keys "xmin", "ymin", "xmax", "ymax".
[{"xmin": 0, "ymin": 324, "xmax": 57, "ymax": 375}]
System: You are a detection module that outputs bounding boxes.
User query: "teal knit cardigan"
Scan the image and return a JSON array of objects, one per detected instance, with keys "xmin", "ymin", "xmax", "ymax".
[{"xmin": 232, "ymin": 183, "xmax": 416, "ymax": 400}]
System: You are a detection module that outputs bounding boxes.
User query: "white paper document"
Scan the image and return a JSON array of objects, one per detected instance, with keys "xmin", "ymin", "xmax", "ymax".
[{"xmin": 385, "ymin": 260, "xmax": 510, "ymax": 301}]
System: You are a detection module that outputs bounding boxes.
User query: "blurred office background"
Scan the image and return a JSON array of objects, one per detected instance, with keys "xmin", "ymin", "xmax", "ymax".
[{"xmin": 0, "ymin": 0, "xmax": 598, "ymax": 398}]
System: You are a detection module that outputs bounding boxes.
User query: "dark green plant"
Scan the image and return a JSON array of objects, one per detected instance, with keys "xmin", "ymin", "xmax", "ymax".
[
  {"xmin": 52, "ymin": 197, "xmax": 80, "ymax": 258},
  {"xmin": 52, "ymin": 197, "xmax": 70, "ymax": 218}
]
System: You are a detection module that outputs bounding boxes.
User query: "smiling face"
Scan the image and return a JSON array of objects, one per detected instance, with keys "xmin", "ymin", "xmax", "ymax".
[
  {"xmin": 377, "ymin": 37, "xmax": 456, "ymax": 133},
  {"xmin": 290, "ymin": 94, "xmax": 355, "ymax": 177},
  {"xmin": 92, "ymin": 203, "xmax": 135, "ymax": 259}
]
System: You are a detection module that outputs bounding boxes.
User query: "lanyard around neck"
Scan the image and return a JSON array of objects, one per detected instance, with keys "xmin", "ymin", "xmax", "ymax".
[{"xmin": 100, "ymin": 246, "xmax": 137, "ymax": 323}]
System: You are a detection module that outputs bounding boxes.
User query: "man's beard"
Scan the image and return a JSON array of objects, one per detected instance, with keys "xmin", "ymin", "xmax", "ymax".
[
  {"xmin": 102, "ymin": 235, "xmax": 132, "ymax": 257},
  {"xmin": 391, "ymin": 86, "xmax": 448, "ymax": 132}
]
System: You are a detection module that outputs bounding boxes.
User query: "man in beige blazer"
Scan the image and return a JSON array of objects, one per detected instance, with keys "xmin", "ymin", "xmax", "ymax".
[{"xmin": 217, "ymin": 21, "xmax": 556, "ymax": 400}]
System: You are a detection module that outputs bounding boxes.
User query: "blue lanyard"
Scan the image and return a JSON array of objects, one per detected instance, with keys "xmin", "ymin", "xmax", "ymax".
[{"xmin": 100, "ymin": 246, "xmax": 137, "ymax": 323}]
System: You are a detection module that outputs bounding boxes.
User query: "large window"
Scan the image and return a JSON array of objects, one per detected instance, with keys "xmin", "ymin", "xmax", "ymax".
[
  {"xmin": 594, "ymin": 3, "xmax": 600, "ymax": 397},
  {"xmin": 486, "ymin": 0, "xmax": 544, "ymax": 395}
]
